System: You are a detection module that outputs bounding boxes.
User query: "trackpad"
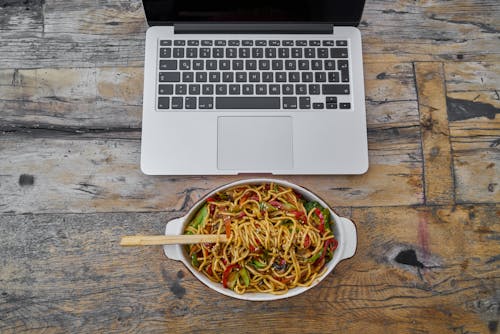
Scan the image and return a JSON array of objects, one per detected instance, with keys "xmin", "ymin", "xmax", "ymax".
[{"xmin": 218, "ymin": 116, "xmax": 293, "ymax": 171}]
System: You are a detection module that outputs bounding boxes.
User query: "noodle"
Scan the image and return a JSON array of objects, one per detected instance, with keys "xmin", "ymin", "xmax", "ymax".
[{"xmin": 184, "ymin": 183, "xmax": 338, "ymax": 294}]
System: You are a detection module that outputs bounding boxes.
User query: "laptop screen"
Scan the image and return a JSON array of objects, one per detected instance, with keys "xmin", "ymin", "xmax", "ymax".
[{"xmin": 143, "ymin": 0, "xmax": 366, "ymax": 26}]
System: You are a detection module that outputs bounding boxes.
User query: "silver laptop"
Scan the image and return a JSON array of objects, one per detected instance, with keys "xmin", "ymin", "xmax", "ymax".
[{"xmin": 140, "ymin": 0, "xmax": 368, "ymax": 175}]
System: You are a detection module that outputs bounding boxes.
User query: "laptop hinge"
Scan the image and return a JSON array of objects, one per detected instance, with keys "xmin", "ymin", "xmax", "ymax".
[{"xmin": 174, "ymin": 23, "xmax": 334, "ymax": 34}]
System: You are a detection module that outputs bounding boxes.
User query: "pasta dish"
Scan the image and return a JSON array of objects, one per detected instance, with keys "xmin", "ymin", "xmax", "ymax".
[{"xmin": 185, "ymin": 183, "xmax": 338, "ymax": 294}]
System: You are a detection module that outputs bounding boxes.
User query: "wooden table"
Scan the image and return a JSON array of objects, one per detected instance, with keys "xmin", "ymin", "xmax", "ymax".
[{"xmin": 1, "ymin": 1, "xmax": 499, "ymax": 333}]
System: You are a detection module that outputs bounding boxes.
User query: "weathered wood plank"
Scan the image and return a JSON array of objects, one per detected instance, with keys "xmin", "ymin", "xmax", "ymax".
[
  {"xmin": 362, "ymin": 0, "xmax": 500, "ymax": 63},
  {"xmin": 0, "ymin": 132, "xmax": 423, "ymax": 214},
  {"xmin": 415, "ymin": 62, "xmax": 454, "ymax": 205},
  {"xmin": 0, "ymin": 205, "xmax": 497, "ymax": 333},
  {"xmin": 0, "ymin": 0, "xmax": 43, "ymax": 32},
  {"xmin": 444, "ymin": 62, "xmax": 500, "ymax": 203},
  {"xmin": 0, "ymin": 0, "xmax": 499, "ymax": 68}
]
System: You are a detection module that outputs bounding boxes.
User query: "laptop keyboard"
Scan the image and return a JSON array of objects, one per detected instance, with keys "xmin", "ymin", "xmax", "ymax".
[{"xmin": 156, "ymin": 39, "xmax": 352, "ymax": 111}]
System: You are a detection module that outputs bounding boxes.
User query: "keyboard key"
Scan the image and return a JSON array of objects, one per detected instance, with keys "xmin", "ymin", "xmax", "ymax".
[
  {"xmin": 242, "ymin": 40, "xmax": 253, "ymax": 46},
  {"xmin": 338, "ymin": 60, "xmax": 349, "ymax": 70},
  {"xmin": 291, "ymin": 48, "xmax": 303, "ymax": 58},
  {"xmin": 209, "ymin": 72, "xmax": 221, "ymax": 82},
  {"xmin": 256, "ymin": 84, "xmax": 267, "ymax": 95},
  {"xmin": 159, "ymin": 60, "xmax": 177, "ymax": 70},
  {"xmin": 331, "ymin": 48, "xmax": 348, "ymax": 58},
  {"xmin": 256, "ymin": 40, "xmax": 267, "ymax": 46},
  {"xmin": 175, "ymin": 84, "xmax": 187, "ymax": 95},
  {"xmin": 299, "ymin": 96, "xmax": 311, "ymax": 109},
  {"xmin": 309, "ymin": 40, "xmax": 320, "ymax": 46},
  {"xmin": 242, "ymin": 84, "xmax": 254, "ymax": 95},
  {"xmin": 228, "ymin": 40, "xmax": 240, "ymax": 46},
  {"xmin": 296, "ymin": 40, "xmax": 307, "ymax": 46},
  {"xmin": 233, "ymin": 60, "xmax": 244, "ymax": 70},
  {"xmin": 328, "ymin": 72, "xmax": 340, "ymax": 82},
  {"xmin": 340, "ymin": 102, "xmax": 351, "ymax": 109},
  {"xmin": 249, "ymin": 72, "xmax": 260, "ymax": 82},
  {"xmin": 285, "ymin": 60, "xmax": 296, "ymax": 70},
  {"xmin": 275, "ymin": 72, "xmax": 286, "ymax": 82},
  {"xmin": 246, "ymin": 60, "xmax": 257, "ymax": 70},
  {"xmin": 322, "ymin": 40, "xmax": 335, "ymax": 46},
  {"xmin": 213, "ymin": 48, "xmax": 224, "ymax": 58},
  {"xmin": 182, "ymin": 72, "xmax": 194, "ymax": 82},
  {"xmin": 265, "ymin": 48, "xmax": 276, "ymax": 58},
  {"xmin": 195, "ymin": 72, "xmax": 207, "ymax": 82},
  {"xmin": 158, "ymin": 84, "xmax": 174, "ymax": 95},
  {"xmin": 160, "ymin": 40, "xmax": 172, "ymax": 46},
  {"xmin": 171, "ymin": 97, "xmax": 183, "ymax": 109},
  {"xmin": 313, "ymin": 102, "xmax": 324, "ymax": 109},
  {"xmin": 174, "ymin": 40, "xmax": 185, "ymax": 46},
  {"xmin": 318, "ymin": 48, "xmax": 329, "ymax": 58},
  {"xmin": 336, "ymin": 40, "xmax": 348, "ymax": 46},
  {"xmin": 302, "ymin": 72, "xmax": 313, "ymax": 82},
  {"xmin": 296, "ymin": 84, "xmax": 307, "ymax": 95},
  {"xmin": 179, "ymin": 60, "xmax": 190, "ymax": 70},
  {"xmin": 216, "ymin": 97, "xmax": 280, "ymax": 109},
  {"xmin": 311, "ymin": 60, "xmax": 322, "ymax": 70},
  {"xmin": 229, "ymin": 84, "xmax": 240, "ymax": 95},
  {"xmin": 219, "ymin": 60, "xmax": 230, "ymax": 70},
  {"xmin": 193, "ymin": 60, "xmax": 204, "ymax": 70},
  {"xmin": 315, "ymin": 72, "xmax": 326, "ymax": 82},
  {"xmin": 326, "ymin": 103, "xmax": 338, "ymax": 109},
  {"xmin": 298, "ymin": 60, "xmax": 309, "ymax": 70},
  {"xmin": 160, "ymin": 48, "xmax": 171, "ymax": 58},
  {"xmin": 262, "ymin": 72, "xmax": 273, "ymax": 82},
  {"xmin": 272, "ymin": 60, "xmax": 283, "ymax": 70},
  {"xmin": 309, "ymin": 84, "xmax": 320, "ymax": 95},
  {"xmin": 283, "ymin": 84, "xmax": 294, "ymax": 95},
  {"xmin": 189, "ymin": 84, "xmax": 201, "ymax": 95},
  {"xmin": 269, "ymin": 40, "xmax": 280, "ymax": 46},
  {"xmin": 235, "ymin": 72, "xmax": 247, "ymax": 82},
  {"xmin": 283, "ymin": 40, "xmax": 293, "ymax": 46},
  {"xmin": 341, "ymin": 69, "xmax": 349, "ymax": 82},
  {"xmin": 216, "ymin": 84, "xmax": 227, "ymax": 95},
  {"xmin": 252, "ymin": 48, "xmax": 264, "ymax": 58},
  {"xmin": 278, "ymin": 48, "xmax": 289, "ymax": 58},
  {"xmin": 187, "ymin": 40, "xmax": 199, "ymax": 46},
  {"xmin": 158, "ymin": 97, "xmax": 169, "ymax": 109},
  {"xmin": 215, "ymin": 40, "xmax": 226, "ymax": 46},
  {"xmin": 305, "ymin": 48, "xmax": 315, "ymax": 58},
  {"xmin": 326, "ymin": 97, "xmax": 338, "ymax": 104},
  {"xmin": 259, "ymin": 60, "xmax": 270, "ymax": 70},
  {"xmin": 159, "ymin": 72, "xmax": 180, "ymax": 82},
  {"xmin": 239, "ymin": 48, "xmax": 250, "ymax": 58},
  {"xmin": 289, "ymin": 72, "xmax": 300, "ymax": 82},
  {"xmin": 226, "ymin": 48, "xmax": 237, "ymax": 58},
  {"xmin": 222, "ymin": 72, "xmax": 234, "ymax": 82},
  {"xmin": 200, "ymin": 48, "xmax": 210, "ymax": 58},
  {"xmin": 199, "ymin": 97, "xmax": 214, "ymax": 109},
  {"xmin": 206, "ymin": 60, "xmax": 217, "ymax": 70},
  {"xmin": 322, "ymin": 84, "xmax": 350, "ymax": 95},
  {"xmin": 202, "ymin": 84, "xmax": 214, "ymax": 95},
  {"xmin": 325, "ymin": 60, "xmax": 336, "ymax": 70},
  {"xmin": 201, "ymin": 40, "xmax": 213, "ymax": 46},
  {"xmin": 283, "ymin": 97, "xmax": 297, "ymax": 109},
  {"xmin": 173, "ymin": 48, "xmax": 184, "ymax": 58},
  {"xmin": 185, "ymin": 97, "xmax": 196, "ymax": 109},
  {"xmin": 269, "ymin": 85, "xmax": 280, "ymax": 94}
]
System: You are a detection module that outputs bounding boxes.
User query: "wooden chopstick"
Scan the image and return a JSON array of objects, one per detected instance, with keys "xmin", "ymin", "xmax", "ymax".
[{"xmin": 120, "ymin": 234, "xmax": 228, "ymax": 246}]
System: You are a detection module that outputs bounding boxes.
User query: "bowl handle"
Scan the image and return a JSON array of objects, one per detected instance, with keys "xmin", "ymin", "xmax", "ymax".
[
  {"xmin": 163, "ymin": 217, "xmax": 185, "ymax": 261},
  {"xmin": 339, "ymin": 217, "xmax": 357, "ymax": 260}
]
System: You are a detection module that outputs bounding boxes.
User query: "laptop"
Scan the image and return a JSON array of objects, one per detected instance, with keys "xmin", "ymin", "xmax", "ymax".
[{"xmin": 140, "ymin": 0, "xmax": 368, "ymax": 175}]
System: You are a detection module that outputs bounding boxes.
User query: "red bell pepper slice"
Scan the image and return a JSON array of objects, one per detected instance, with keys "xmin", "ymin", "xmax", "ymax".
[
  {"xmin": 222, "ymin": 263, "xmax": 240, "ymax": 288},
  {"xmin": 314, "ymin": 208, "xmax": 325, "ymax": 233}
]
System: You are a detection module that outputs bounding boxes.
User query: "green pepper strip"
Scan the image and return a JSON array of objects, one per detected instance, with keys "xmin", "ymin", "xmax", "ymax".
[{"xmin": 191, "ymin": 203, "xmax": 208, "ymax": 228}]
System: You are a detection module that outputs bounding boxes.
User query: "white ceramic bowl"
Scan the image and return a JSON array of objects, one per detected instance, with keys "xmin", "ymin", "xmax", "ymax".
[{"xmin": 163, "ymin": 178, "xmax": 357, "ymax": 301}]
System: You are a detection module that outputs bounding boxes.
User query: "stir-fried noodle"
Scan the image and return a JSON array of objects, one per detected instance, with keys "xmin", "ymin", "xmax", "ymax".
[{"xmin": 185, "ymin": 183, "xmax": 338, "ymax": 294}]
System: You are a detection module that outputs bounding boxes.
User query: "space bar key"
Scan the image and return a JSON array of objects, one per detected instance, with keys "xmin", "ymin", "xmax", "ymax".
[{"xmin": 216, "ymin": 97, "xmax": 280, "ymax": 109}]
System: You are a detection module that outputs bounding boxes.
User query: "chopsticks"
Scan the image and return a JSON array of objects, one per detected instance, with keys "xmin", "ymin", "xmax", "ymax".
[{"xmin": 120, "ymin": 234, "xmax": 228, "ymax": 246}]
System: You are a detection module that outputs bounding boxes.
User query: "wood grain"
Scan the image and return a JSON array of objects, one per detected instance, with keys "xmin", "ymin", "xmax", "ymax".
[
  {"xmin": 415, "ymin": 62, "xmax": 454, "ymax": 205},
  {"xmin": 0, "ymin": 206, "xmax": 497, "ymax": 333}
]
